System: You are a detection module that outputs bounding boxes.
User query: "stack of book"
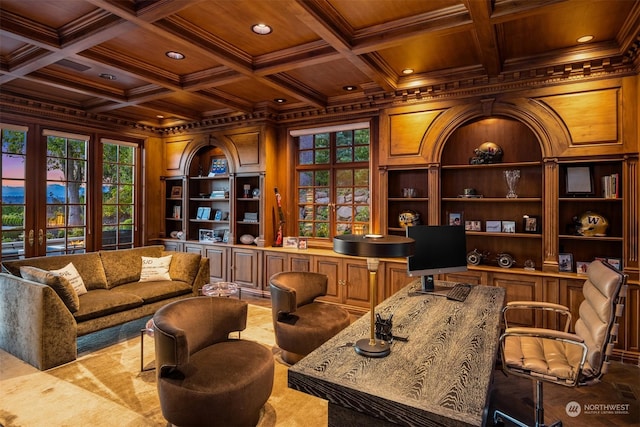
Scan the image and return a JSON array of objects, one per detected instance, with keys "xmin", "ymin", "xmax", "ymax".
[{"xmin": 601, "ymin": 173, "xmax": 620, "ymax": 198}]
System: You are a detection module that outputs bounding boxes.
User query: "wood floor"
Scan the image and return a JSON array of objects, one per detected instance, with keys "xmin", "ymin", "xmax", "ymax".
[{"xmin": 243, "ymin": 293, "xmax": 640, "ymax": 426}]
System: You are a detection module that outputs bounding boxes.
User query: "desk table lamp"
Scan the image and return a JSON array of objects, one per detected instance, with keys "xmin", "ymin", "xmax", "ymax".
[{"xmin": 333, "ymin": 234, "xmax": 414, "ymax": 357}]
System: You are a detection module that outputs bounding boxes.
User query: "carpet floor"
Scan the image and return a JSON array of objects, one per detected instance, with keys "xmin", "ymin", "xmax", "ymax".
[{"xmin": 0, "ymin": 305, "xmax": 327, "ymax": 427}]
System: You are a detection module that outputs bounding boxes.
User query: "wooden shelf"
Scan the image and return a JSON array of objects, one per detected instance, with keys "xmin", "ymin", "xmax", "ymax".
[
  {"xmin": 442, "ymin": 197, "xmax": 542, "ymax": 202},
  {"xmin": 441, "ymin": 161, "xmax": 541, "ymax": 169}
]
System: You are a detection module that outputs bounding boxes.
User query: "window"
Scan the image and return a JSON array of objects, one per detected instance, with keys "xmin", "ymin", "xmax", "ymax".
[
  {"xmin": 295, "ymin": 124, "xmax": 370, "ymax": 240},
  {"xmin": 1, "ymin": 125, "xmax": 28, "ymax": 260},
  {"xmin": 44, "ymin": 130, "xmax": 89, "ymax": 255},
  {"xmin": 101, "ymin": 139, "xmax": 137, "ymax": 250}
]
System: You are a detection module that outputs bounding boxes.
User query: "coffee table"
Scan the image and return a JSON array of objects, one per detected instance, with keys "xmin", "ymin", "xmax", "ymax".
[{"xmin": 201, "ymin": 282, "xmax": 241, "ymax": 299}]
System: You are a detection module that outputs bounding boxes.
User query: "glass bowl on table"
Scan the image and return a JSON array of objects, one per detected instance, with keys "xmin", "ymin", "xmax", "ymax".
[{"xmin": 201, "ymin": 282, "xmax": 240, "ymax": 298}]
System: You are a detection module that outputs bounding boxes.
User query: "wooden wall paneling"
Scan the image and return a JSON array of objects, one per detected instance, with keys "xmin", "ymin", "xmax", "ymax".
[
  {"xmin": 617, "ymin": 284, "xmax": 639, "ymax": 361},
  {"xmin": 383, "ymin": 261, "xmax": 415, "ymax": 298},
  {"xmin": 543, "ymin": 160, "xmax": 560, "ymax": 271},
  {"xmin": 559, "ymin": 278, "xmax": 586, "ymax": 333},
  {"xmin": 164, "ymin": 137, "xmax": 195, "ymax": 174},
  {"xmin": 224, "ymin": 131, "xmax": 261, "ymax": 170},
  {"xmin": 624, "ymin": 156, "xmax": 639, "ymax": 280}
]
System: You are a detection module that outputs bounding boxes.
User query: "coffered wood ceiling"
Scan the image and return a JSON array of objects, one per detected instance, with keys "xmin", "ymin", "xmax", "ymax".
[{"xmin": 1, "ymin": 0, "xmax": 639, "ymax": 131}]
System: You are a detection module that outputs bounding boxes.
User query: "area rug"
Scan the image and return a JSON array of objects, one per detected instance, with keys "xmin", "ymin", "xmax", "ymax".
[{"xmin": 0, "ymin": 305, "xmax": 327, "ymax": 427}]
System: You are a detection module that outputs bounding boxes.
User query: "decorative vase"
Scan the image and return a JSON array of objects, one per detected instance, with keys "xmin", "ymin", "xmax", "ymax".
[{"xmin": 504, "ymin": 169, "xmax": 520, "ymax": 198}]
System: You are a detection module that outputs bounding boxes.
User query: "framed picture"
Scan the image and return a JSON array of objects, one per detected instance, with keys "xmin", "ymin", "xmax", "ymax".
[
  {"xmin": 214, "ymin": 210, "xmax": 222, "ymax": 221},
  {"xmin": 196, "ymin": 207, "xmax": 211, "ymax": 220},
  {"xmin": 448, "ymin": 212, "xmax": 463, "ymax": 226},
  {"xmin": 576, "ymin": 261, "xmax": 590, "ymax": 275},
  {"xmin": 284, "ymin": 236, "xmax": 299, "ymax": 248},
  {"xmin": 199, "ymin": 229, "xmax": 215, "ymax": 243},
  {"xmin": 222, "ymin": 229, "xmax": 230, "ymax": 243},
  {"xmin": 485, "ymin": 220, "xmax": 502, "ymax": 233},
  {"xmin": 298, "ymin": 237, "xmax": 308, "ymax": 250},
  {"xmin": 558, "ymin": 253, "xmax": 574, "ymax": 272},
  {"xmin": 170, "ymin": 186, "xmax": 182, "ymax": 198},
  {"xmin": 523, "ymin": 215, "xmax": 540, "ymax": 233},
  {"xmin": 502, "ymin": 220, "xmax": 516, "ymax": 233},
  {"xmin": 208, "ymin": 157, "xmax": 227, "ymax": 176},
  {"xmin": 607, "ymin": 257, "xmax": 622, "ymax": 270},
  {"xmin": 465, "ymin": 220, "xmax": 481, "ymax": 231},
  {"xmin": 566, "ymin": 166, "xmax": 593, "ymax": 195}
]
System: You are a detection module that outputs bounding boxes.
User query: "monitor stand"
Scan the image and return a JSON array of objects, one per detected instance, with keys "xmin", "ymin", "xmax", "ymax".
[{"xmin": 415, "ymin": 275, "xmax": 450, "ymax": 296}]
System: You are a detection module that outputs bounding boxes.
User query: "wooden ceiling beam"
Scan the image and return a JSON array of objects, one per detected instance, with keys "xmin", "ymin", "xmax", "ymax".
[{"xmin": 464, "ymin": 0, "xmax": 502, "ymax": 77}]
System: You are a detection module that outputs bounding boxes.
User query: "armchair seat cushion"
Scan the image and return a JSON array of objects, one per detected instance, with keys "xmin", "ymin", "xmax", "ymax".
[{"xmin": 275, "ymin": 302, "xmax": 350, "ymax": 357}]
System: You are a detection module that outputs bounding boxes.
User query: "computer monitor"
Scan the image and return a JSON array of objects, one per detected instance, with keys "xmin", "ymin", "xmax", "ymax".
[{"xmin": 406, "ymin": 225, "xmax": 468, "ymax": 292}]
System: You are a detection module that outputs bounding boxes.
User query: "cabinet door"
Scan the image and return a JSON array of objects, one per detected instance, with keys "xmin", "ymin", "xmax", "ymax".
[
  {"xmin": 263, "ymin": 251, "xmax": 287, "ymax": 286},
  {"xmin": 231, "ymin": 248, "xmax": 260, "ymax": 289},
  {"xmin": 314, "ymin": 257, "xmax": 341, "ymax": 303},
  {"xmin": 342, "ymin": 259, "xmax": 371, "ymax": 309},
  {"xmin": 184, "ymin": 242, "xmax": 204, "ymax": 254},
  {"xmin": 162, "ymin": 240, "xmax": 184, "ymax": 252},
  {"xmin": 491, "ymin": 273, "xmax": 542, "ymax": 327},
  {"xmin": 205, "ymin": 246, "xmax": 229, "ymax": 283},
  {"xmin": 383, "ymin": 261, "xmax": 415, "ymax": 297},
  {"xmin": 289, "ymin": 253, "xmax": 311, "ymax": 271}
]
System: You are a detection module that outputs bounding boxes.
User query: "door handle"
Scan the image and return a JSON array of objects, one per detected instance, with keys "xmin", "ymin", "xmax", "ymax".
[
  {"xmin": 28, "ymin": 229, "xmax": 34, "ymax": 247},
  {"xmin": 38, "ymin": 229, "xmax": 44, "ymax": 245}
]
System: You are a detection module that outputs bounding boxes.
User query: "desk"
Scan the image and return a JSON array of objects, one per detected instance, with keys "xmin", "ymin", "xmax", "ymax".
[{"xmin": 288, "ymin": 280, "xmax": 506, "ymax": 427}]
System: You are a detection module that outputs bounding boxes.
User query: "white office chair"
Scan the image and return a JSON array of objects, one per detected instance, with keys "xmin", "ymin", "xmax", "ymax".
[{"xmin": 493, "ymin": 260, "xmax": 627, "ymax": 427}]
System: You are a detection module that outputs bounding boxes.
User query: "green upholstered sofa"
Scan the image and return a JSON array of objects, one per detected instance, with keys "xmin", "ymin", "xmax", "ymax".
[{"xmin": 0, "ymin": 245, "xmax": 209, "ymax": 370}]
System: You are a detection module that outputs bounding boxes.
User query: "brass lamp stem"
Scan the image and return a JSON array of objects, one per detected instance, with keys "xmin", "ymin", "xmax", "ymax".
[{"xmin": 367, "ymin": 257, "xmax": 379, "ymax": 346}]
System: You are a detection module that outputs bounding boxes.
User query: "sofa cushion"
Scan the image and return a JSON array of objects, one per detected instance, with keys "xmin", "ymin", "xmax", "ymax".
[
  {"xmin": 163, "ymin": 251, "xmax": 201, "ymax": 286},
  {"xmin": 73, "ymin": 289, "xmax": 144, "ymax": 322},
  {"xmin": 140, "ymin": 255, "xmax": 173, "ymax": 282},
  {"xmin": 100, "ymin": 245, "xmax": 164, "ymax": 288},
  {"xmin": 112, "ymin": 280, "xmax": 192, "ymax": 304},
  {"xmin": 50, "ymin": 262, "xmax": 88, "ymax": 296},
  {"xmin": 19, "ymin": 266, "xmax": 80, "ymax": 313},
  {"xmin": 2, "ymin": 252, "xmax": 108, "ymax": 290}
]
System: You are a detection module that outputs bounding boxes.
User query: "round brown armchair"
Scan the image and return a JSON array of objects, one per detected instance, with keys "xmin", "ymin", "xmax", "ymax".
[
  {"xmin": 153, "ymin": 297, "xmax": 274, "ymax": 427},
  {"xmin": 269, "ymin": 271, "xmax": 351, "ymax": 364}
]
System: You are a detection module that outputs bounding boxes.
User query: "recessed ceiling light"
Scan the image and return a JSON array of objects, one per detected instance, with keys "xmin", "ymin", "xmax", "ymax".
[
  {"xmin": 577, "ymin": 35, "xmax": 594, "ymax": 43},
  {"xmin": 165, "ymin": 51, "xmax": 185, "ymax": 60},
  {"xmin": 402, "ymin": 68, "xmax": 414, "ymax": 75},
  {"xmin": 274, "ymin": 98, "xmax": 287, "ymax": 103},
  {"xmin": 156, "ymin": 115, "xmax": 164, "ymax": 119},
  {"xmin": 343, "ymin": 85, "xmax": 357, "ymax": 91},
  {"xmin": 99, "ymin": 73, "xmax": 116, "ymax": 80},
  {"xmin": 252, "ymin": 24, "xmax": 272, "ymax": 35}
]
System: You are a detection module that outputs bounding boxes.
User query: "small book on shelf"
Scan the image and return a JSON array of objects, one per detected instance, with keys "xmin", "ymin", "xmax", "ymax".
[{"xmin": 601, "ymin": 173, "xmax": 619, "ymax": 198}]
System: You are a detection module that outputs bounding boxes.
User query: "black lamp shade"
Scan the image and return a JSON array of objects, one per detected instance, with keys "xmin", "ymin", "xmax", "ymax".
[{"xmin": 333, "ymin": 234, "xmax": 415, "ymax": 258}]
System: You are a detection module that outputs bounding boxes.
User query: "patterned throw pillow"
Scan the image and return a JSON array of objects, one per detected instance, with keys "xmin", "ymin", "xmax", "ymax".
[
  {"xmin": 50, "ymin": 262, "xmax": 88, "ymax": 296},
  {"xmin": 139, "ymin": 255, "xmax": 173, "ymax": 282},
  {"xmin": 19, "ymin": 266, "xmax": 80, "ymax": 312}
]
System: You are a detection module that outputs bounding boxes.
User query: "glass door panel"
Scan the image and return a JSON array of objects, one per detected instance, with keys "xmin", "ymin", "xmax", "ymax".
[{"xmin": 1, "ymin": 127, "xmax": 27, "ymax": 260}]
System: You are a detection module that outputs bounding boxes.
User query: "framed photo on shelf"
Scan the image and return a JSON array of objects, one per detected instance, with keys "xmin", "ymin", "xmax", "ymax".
[
  {"xmin": 502, "ymin": 220, "xmax": 516, "ymax": 233},
  {"xmin": 465, "ymin": 220, "xmax": 481, "ymax": 231},
  {"xmin": 558, "ymin": 253, "xmax": 574, "ymax": 272},
  {"xmin": 576, "ymin": 261, "xmax": 590, "ymax": 275},
  {"xmin": 298, "ymin": 237, "xmax": 308, "ymax": 250},
  {"xmin": 284, "ymin": 236, "xmax": 299, "ymax": 248},
  {"xmin": 222, "ymin": 229, "xmax": 230, "ymax": 243},
  {"xmin": 196, "ymin": 207, "xmax": 211, "ymax": 220},
  {"xmin": 485, "ymin": 220, "xmax": 502, "ymax": 233},
  {"xmin": 214, "ymin": 210, "xmax": 222, "ymax": 221},
  {"xmin": 523, "ymin": 215, "xmax": 540, "ymax": 233},
  {"xmin": 170, "ymin": 186, "xmax": 182, "ymax": 198},
  {"xmin": 199, "ymin": 229, "xmax": 215, "ymax": 243},
  {"xmin": 565, "ymin": 166, "xmax": 593, "ymax": 195},
  {"xmin": 208, "ymin": 157, "xmax": 227, "ymax": 176},
  {"xmin": 448, "ymin": 212, "xmax": 463, "ymax": 226},
  {"xmin": 607, "ymin": 257, "xmax": 622, "ymax": 270}
]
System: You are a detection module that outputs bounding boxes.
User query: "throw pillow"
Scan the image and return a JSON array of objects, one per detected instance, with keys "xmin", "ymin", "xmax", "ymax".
[
  {"xmin": 139, "ymin": 255, "xmax": 173, "ymax": 282},
  {"xmin": 50, "ymin": 262, "xmax": 88, "ymax": 296},
  {"xmin": 19, "ymin": 266, "xmax": 80, "ymax": 312}
]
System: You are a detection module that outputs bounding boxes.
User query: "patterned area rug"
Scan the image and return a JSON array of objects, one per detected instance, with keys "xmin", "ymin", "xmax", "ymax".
[{"xmin": 0, "ymin": 304, "xmax": 327, "ymax": 427}]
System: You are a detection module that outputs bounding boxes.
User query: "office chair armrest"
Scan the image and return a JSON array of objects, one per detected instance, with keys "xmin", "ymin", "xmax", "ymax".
[
  {"xmin": 503, "ymin": 301, "xmax": 572, "ymax": 331},
  {"xmin": 503, "ymin": 326, "xmax": 584, "ymax": 344}
]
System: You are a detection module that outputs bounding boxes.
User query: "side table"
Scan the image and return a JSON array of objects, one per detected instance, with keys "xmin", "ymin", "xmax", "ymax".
[
  {"xmin": 201, "ymin": 282, "xmax": 242, "ymax": 338},
  {"xmin": 140, "ymin": 318, "xmax": 155, "ymax": 372}
]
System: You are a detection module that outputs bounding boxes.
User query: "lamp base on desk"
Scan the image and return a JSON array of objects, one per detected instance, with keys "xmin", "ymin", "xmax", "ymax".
[{"xmin": 354, "ymin": 338, "xmax": 391, "ymax": 357}]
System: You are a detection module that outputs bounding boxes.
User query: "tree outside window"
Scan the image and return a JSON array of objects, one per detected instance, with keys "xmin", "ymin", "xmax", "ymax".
[{"xmin": 296, "ymin": 127, "xmax": 370, "ymax": 240}]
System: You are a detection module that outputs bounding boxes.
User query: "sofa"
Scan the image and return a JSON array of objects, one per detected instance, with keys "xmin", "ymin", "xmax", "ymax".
[{"xmin": 0, "ymin": 245, "xmax": 209, "ymax": 370}]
